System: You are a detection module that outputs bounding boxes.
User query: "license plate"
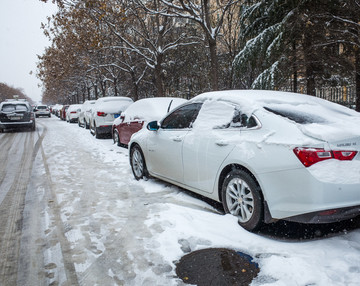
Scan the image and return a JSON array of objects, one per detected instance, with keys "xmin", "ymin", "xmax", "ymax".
[
  {"xmin": 114, "ymin": 114, "xmax": 120, "ymax": 118},
  {"xmin": 10, "ymin": 116, "xmax": 21, "ymax": 120}
]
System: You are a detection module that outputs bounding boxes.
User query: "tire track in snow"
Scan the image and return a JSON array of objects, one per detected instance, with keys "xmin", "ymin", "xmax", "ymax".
[
  {"xmin": 37, "ymin": 122, "xmax": 79, "ymax": 286},
  {"xmin": 0, "ymin": 131, "xmax": 35, "ymax": 285}
]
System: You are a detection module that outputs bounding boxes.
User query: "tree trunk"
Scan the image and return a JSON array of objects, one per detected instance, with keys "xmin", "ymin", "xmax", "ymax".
[
  {"xmin": 87, "ymin": 87, "xmax": 91, "ymax": 100},
  {"xmin": 355, "ymin": 50, "xmax": 360, "ymax": 112},
  {"xmin": 306, "ymin": 65, "xmax": 316, "ymax": 96},
  {"xmin": 154, "ymin": 54, "xmax": 164, "ymax": 97},
  {"xmin": 292, "ymin": 40, "xmax": 298, "ymax": 93},
  {"xmin": 208, "ymin": 37, "xmax": 219, "ymax": 91},
  {"xmin": 131, "ymin": 71, "xmax": 139, "ymax": 101}
]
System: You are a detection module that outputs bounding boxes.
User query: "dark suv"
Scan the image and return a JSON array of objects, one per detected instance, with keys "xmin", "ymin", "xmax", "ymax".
[{"xmin": 0, "ymin": 99, "xmax": 36, "ymax": 132}]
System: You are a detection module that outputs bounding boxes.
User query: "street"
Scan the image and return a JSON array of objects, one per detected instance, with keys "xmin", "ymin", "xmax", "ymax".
[{"xmin": 0, "ymin": 117, "xmax": 360, "ymax": 286}]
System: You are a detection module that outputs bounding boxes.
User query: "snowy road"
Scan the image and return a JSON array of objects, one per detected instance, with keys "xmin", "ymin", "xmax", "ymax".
[{"xmin": 1, "ymin": 117, "xmax": 360, "ymax": 286}]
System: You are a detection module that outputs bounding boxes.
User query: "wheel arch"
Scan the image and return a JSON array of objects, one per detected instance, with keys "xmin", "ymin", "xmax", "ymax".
[{"xmin": 217, "ymin": 163, "xmax": 274, "ymax": 224}]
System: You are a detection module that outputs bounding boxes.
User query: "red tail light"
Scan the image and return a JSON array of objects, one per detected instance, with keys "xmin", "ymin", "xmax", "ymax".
[
  {"xmin": 70, "ymin": 111, "xmax": 77, "ymax": 114},
  {"xmin": 97, "ymin": 111, "xmax": 106, "ymax": 117},
  {"xmin": 294, "ymin": 148, "xmax": 357, "ymax": 167}
]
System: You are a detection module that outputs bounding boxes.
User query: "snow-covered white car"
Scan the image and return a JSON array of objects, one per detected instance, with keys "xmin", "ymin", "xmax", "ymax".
[
  {"xmin": 66, "ymin": 104, "xmax": 82, "ymax": 123},
  {"xmin": 34, "ymin": 104, "xmax": 51, "ymax": 118},
  {"xmin": 129, "ymin": 90, "xmax": 360, "ymax": 231},
  {"xmin": 52, "ymin": 104, "xmax": 63, "ymax": 117},
  {"xmin": 112, "ymin": 97, "xmax": 187, "ymax": 147},
  {"xmin": 78, "ymin": 100, "xmax": 96, "ymax": 128},
  {"xmin": 90, "ymin": 96, "xmax": 133, "ymax": 138}
]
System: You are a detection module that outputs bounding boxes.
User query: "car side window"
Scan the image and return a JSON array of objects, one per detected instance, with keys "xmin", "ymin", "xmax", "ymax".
[
  {"xmin": 161, "ymin": 103, "xmax": 202, "ymax": 129},
  {"xmin": 228, "ymin": 109, "xmax": 258, "ymax": 129}
]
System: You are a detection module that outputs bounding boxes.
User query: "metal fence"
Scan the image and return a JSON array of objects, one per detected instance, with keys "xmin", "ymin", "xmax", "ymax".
[{"xmin": 316, "ymin": 86, "xmax": 356, "ymax": 108}]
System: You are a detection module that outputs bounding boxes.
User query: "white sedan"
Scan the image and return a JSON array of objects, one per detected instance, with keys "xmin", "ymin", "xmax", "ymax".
[{"xmin": 129, "ymin": 90, "xmax": 360, "ymax": 231}]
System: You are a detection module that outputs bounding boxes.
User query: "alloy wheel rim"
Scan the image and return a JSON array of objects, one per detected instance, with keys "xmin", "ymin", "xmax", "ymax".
[
  {"xmin": 225, "ymin": 178, "xmax": 254, "ymax": 223},
  {"xmin": 132, "ymin": 149, "xmax": 143, "ymax": 177}
]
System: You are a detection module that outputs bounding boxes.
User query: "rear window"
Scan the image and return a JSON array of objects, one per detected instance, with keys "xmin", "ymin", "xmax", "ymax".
[
  {"xmin": 1, "ymin": 104, "xmax": 29, "ymax": 112},
  {"xmin": 37, "ymin": 106, "xmax": 47, "ymax": 109},
  {"xmin": 264, "ymin": 107, "xmax": 326, "ymax": 124}
]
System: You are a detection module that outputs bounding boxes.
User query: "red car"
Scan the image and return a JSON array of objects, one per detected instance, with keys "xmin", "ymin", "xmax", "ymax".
[
  {"xmin": 112, "ymin": 97, "xmax": 187, "ymax": 147},
  {"xmin": 59, "ymin": 105, "xmax": 69, "ymax": 121}
]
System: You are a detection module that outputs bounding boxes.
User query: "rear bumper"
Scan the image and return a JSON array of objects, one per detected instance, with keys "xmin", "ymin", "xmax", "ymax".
[
  {"xmin": 258, "ymin": 166, "xmax": 360, "ymax": 223},
  {"xmin": 283, "ymin": 205, "xmax": 360, "ymax": 224},
  {"xmin": 36, "ymin": 112, "xmax": 50, "ymax": 117},
  {"xmin": 96, "ymin": 125, "xmax": 112, "ymax": 134},
  {"xmin": 0, "ymin": 120, "xmax": 35, "ymax": 130}
]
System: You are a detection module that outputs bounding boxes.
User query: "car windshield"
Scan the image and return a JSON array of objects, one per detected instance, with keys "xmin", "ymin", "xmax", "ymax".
[
  {"xmin": 1, "ymin": 104, "xmax": 28, "ymax": 112},
  {"xmin": 264, "ymin": 107, "xmax": 326, "ymax": 124}
]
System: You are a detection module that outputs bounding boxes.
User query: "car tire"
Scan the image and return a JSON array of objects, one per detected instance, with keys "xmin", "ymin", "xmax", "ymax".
[
  {"xmin": 221, "ymin": 169, "xmax": 263, "ymax": 231},
  {"xmin": 113, "ymin": 130, "xmax": 121, "ymax": 146},
  {"xmin": 130, "ymin": 145, "xmax": 148, "ymax": 180}
]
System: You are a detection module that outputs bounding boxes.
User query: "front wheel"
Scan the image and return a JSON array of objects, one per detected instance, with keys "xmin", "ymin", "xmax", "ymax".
[
  {"xmin": 221, "ymin": 169, "xmax": 263, "ymax": 231},
  {"xmin": 130, "ymin": 145, "xmax": 148, "ymax": 180}
]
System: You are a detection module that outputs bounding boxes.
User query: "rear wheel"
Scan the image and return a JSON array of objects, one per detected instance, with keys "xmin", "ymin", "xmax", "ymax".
[
  {"xmin": 221, "ymin": 169, "xmax": 263, "ymax": 231},
  {"xmin": 130, "ymin": 145, "xmax": 148, "ymax": 180}
]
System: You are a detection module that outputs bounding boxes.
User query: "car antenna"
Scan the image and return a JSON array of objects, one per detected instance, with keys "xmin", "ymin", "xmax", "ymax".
[{"xmin": 167, "ymin": 100, "xmax": 173, "ymax": 113}]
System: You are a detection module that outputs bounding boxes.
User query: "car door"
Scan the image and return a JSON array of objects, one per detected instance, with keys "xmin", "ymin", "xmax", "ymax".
[
  {"xmin": 146, "ymin": 103, "xmax": 202, "ymax": 183},
  {"xmin": 182, "ymin": 100, "xmax": 243, "ymax": 193}
]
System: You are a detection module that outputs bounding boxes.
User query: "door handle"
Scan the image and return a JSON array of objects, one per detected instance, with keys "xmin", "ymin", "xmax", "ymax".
[
  {"xmin": 172, "ymin": 137, "xmax": 182, "ymax": 142},
  {"xmin": 216, "ymin": 141, "xmax": 228, "ymax": 146}
]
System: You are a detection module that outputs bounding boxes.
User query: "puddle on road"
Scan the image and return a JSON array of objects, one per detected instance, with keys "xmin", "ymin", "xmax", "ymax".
[{"xmin": 176, "ymin": 248, "xmax": 260, "ymax": 286}]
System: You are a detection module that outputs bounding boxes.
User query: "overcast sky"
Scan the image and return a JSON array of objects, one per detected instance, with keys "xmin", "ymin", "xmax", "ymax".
[{"xmin": 0, "ymin": 0, "xmax": 57, "ymax": 103}]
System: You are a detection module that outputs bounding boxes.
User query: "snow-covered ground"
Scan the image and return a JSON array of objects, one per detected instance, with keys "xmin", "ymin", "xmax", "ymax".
[{"xmin": 35, "ymin": 117, "xmax": 360, "ymax": 285}]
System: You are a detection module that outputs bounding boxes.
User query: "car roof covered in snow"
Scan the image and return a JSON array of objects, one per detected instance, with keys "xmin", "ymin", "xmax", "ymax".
[{"xmin": 122, "ymin": 97, "xmax": 188, "ymax": 122}]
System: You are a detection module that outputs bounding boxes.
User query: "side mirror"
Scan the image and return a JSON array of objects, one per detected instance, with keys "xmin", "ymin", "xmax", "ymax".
[{"xmin": 147, "ymin": 121, "xmax": 159, "ymax": 131}]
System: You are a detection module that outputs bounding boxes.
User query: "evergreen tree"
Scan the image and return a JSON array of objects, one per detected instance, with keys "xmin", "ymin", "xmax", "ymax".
[{"xmin": 233, "ymin": 0, "xmax": 355, "ymax": 97}]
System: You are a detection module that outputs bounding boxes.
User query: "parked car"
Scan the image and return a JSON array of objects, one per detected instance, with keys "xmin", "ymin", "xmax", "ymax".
[
  {"xmin": 90, "ymin": 97, "xmax": 133, "ymax": 138},
  {"xmin": 52, "ymin": 104, "xmax": 63, "ymax": 117},
  {"xmin": 66, "ymin": 104, "xmax": 82, "ymax": 123},
  {"xmin": 0, "ymin": 99, "xmax": 35, "ymax": 132},
  {"xmin": 34, "ymin": 104, "xmax": 51, "ymax": 118},
  {"xmin": 59, "ymin": 105, "xmax": 69, "ymax": 121},
  {"xmin": 129, "ymin": 90, "xmax": 360, "ymax": 231},
  {"xmin": 78, "ymin": 100, "xmax": 96, "ymax": 128},
  {"xmin": 112, "ymin": 97, "xmax": 188, "ymax": 147}
]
